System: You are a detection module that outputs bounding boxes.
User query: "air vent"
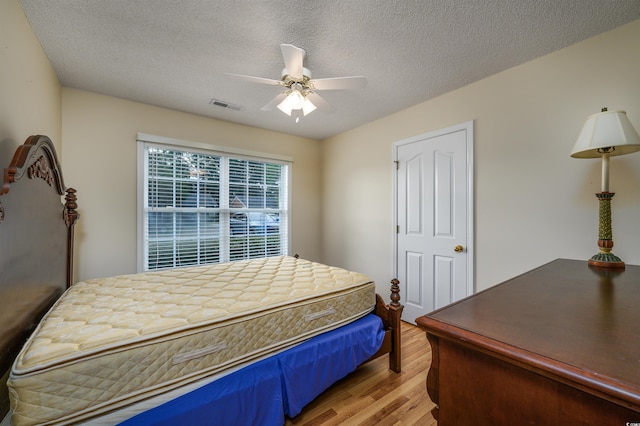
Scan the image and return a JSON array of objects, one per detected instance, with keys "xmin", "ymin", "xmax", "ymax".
[{"xmin": 209, "ymin": 98, "xmax": 244, "ymax": 111}]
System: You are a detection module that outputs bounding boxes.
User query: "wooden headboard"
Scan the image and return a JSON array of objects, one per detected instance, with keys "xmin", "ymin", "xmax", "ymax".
[{"xmin": 0, "ymin": 135, "xmax": 78, "ymax": 417}]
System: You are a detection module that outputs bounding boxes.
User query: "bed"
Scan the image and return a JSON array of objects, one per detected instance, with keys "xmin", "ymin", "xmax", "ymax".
[{"xmin": 0, "ymin": 135, "xmax": 403, "ymax": 426}]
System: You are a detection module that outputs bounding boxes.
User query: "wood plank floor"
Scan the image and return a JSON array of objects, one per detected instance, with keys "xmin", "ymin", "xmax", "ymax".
[{"xmin": 285, "ymin": 322, "xmax": 437, "ymax": 425}]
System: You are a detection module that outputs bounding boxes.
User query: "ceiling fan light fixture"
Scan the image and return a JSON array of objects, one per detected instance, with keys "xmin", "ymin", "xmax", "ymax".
[
  {"xmin": 288, "ymin": 89, "xmax": 305, "ymax": 109},
  {"xmin": 277, "ymin": 88, "xmax": 317, "ymax": 120},
  {"xmin": 277, "ymin": 89, "xmax": 306, "ymax": 116}
]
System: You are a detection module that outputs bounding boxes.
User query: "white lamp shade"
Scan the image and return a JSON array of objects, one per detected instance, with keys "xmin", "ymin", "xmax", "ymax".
[
  {"xmin": 276, "ymin": 99, "xmax": 292, "ymax": 116},
  {"xmin": 302, "ymin": 97, "xmax": 317, "ymax": 116},
  {"xmin": 571, "ymin": 110, "xmax": 640, "ymax": 158}
]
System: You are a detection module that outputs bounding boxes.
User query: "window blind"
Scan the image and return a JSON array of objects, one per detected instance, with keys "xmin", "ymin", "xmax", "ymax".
[{"xmin": 140, "ymin": 142, "xmax": 289, "ymax": 271}]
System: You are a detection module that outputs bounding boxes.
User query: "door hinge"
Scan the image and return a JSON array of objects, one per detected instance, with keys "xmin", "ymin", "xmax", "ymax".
[
  {"xmin": 396, "ymin": 225, "xmax": 399, "ymax": 233},
  {"xmin": 394, "ymin": 160, "xmax": 399, "ymax": 170}
]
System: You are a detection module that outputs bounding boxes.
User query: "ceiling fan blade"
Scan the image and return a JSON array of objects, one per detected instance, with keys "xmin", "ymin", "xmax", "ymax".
[
  {"xmin": 261, "ymin": 92, "xmax": 289, "ymax": 111},
  {"xmin": 280, "ymin": 44, "xmax": 305, "ymax": 80},
  {"xmin": 310, "ymin": 76, "xmax": 367, "ymax": 91},
  {"xmin": 306, "ymin": 92, "xmax": 335, "ymax": 113},
  {"xmin": 225, "ymin": 73, "xmax": 282, "ymax": 86}
]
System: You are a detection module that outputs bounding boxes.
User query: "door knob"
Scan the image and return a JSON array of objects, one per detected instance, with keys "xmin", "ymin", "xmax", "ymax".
[{"xmin": 454, "ymin": 245, "xmax": 464, "ymax": 253}]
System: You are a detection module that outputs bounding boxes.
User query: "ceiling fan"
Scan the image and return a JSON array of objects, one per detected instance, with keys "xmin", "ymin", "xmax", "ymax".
[{"xmin": 226, "ymin": 44, "xmax": 367, "ymax": 122}]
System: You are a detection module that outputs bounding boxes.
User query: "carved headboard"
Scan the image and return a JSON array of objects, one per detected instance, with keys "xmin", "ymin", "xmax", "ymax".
[{"xmin": 0, "ymin": 135, "xmax": 78, "ymax": 417}]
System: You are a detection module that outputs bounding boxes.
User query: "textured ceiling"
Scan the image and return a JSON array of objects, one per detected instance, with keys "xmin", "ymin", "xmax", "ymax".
[{"xmin": 19, "ymin": 1, "xmax": 640, "ymax": 141}]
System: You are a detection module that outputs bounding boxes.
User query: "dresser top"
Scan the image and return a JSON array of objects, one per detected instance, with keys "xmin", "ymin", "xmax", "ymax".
[{"xmin": 418, "ymin": 258, "xmax": 640, "ymax": 402}]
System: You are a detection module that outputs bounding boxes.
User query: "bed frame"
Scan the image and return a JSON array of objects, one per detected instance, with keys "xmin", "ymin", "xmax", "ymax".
[{"xmin": 0, "ymin": 135, "xmax": 403, "ymax": 420}]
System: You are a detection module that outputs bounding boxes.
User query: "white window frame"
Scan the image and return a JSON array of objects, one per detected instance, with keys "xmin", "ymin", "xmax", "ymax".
[{"xmin": 136, "ymin": 133, "xmax": 292, "ymax": 272}]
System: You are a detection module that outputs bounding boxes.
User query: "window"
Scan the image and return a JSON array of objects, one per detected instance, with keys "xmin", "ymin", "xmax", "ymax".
[{"xmin": 137, "ymin": 136, "xmax": 290, "ymax": 271}]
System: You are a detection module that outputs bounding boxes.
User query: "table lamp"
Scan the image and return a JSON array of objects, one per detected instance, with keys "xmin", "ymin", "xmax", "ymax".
[{"xmin": 570, "ymin": 107, "xmax": 640, "ymax": 268}]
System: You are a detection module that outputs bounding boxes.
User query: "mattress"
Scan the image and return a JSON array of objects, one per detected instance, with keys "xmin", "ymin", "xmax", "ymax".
[
  {"xmin": 93, "ymin": 314, "xmax": 385, "ymax": 426},
  {"xmin": 8, "ymin": 256, "xmax": 376, "ymax": 426}
]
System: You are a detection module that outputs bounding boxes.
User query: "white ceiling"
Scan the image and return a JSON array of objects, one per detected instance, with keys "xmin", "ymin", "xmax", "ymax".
[{"xmin": 19, "ymin": 1, "xmax": 640, "ymax": 141}]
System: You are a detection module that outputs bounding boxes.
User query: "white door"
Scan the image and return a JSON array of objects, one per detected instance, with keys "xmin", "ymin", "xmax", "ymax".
[{"xmin": 394, "ymin": 121, "xmax": 474, "ymax": 324}]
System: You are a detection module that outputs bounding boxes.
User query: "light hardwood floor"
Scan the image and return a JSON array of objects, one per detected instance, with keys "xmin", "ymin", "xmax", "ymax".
[{"xmin": 285, "ymin": 322, "xmax": 437, "ymax": 425}]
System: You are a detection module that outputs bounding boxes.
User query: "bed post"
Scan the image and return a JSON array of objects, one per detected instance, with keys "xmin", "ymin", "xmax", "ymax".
[
  {"xmin": 64, "ymin": 188, "xmax": 79, "ymax": 288},
  {"xmin": 369, "ymin": 278, "xmax": 404, "ymax": 372},
  {"xmin": 388, "ymin": 278, "xmax": 403, "ymax": 373}
]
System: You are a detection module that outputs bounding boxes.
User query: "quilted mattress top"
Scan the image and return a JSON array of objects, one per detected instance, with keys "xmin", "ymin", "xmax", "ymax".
[{"xmin": 13, "ymin": 256, "xmax": 373, "ymax": 373}]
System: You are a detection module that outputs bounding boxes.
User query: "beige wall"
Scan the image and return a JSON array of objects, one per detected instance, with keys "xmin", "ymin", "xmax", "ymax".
[
  {"xmin": 0, "ymin": 0, "xmax": 61, "ymax": 160},
  {"xmin": 323, "ymin": 19, "xmax": 640, "ymax": 297},
  {"xmin": 62, "ymin": 89, "xmax": 322, "ymax": 281}
]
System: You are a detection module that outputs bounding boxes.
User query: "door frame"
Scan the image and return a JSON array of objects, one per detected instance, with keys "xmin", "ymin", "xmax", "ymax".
[{"xmin": 392, "ymin": 120, "xmax": 475, "ymax": 301}]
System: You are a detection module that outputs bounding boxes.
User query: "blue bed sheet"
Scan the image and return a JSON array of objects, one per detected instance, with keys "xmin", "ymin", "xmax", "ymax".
[{"xmin": 120, "ymin": 313, "xmax": 385, "ymax": 426}]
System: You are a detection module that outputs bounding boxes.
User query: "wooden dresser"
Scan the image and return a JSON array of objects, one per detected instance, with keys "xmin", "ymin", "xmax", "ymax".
[{"xmin": 416, "ymin": 259, "xmax": 640, "ymax": 425}]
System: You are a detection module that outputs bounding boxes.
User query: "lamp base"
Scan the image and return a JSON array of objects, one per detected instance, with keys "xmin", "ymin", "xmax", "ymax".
[
  {"xmin": 588, "ymin": 252, "xmax": 625, "ymax": 269},
  {"xmin": 587, "ymin": 193, "xmax": 625, "ymax": 269}
]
